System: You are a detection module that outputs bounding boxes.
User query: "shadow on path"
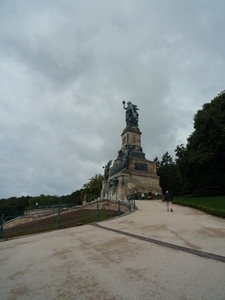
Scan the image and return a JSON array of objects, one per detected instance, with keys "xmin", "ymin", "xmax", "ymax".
[{"xmin": 92, "ymin": 223, "xmax": 225, "ymax": 263}]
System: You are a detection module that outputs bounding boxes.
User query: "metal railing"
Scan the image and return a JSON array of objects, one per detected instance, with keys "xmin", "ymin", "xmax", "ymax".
[{"xmin": 0, "ymin": 199, "xmax": 137, "ymax": 240}]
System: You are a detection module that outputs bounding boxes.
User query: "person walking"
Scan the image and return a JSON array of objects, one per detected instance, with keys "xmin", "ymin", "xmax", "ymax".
[
  {"xmin": 148, "ymin": 191, "xmax": 152, "ymax": 200},
  {"xmin": 134, "ymin": 190, "xmax": 139, "ymax": 200},
  {"xmin": 165, "ymin": 190, "xmax": 173, "ymax": 212},
  {"xmin": 141, "ymin": 192, "xmax": 144, "ymax": 200}
]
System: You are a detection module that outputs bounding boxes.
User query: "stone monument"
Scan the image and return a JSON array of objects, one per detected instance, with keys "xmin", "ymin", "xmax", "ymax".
[{"xmin": 101, "ymin": 101, "xmax": 161, "ymax": 200}]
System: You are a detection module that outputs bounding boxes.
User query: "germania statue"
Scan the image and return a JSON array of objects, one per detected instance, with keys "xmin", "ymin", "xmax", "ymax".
[{"xmin": 122, "ymin": 101, "xmax": 139, "ymax": 127}]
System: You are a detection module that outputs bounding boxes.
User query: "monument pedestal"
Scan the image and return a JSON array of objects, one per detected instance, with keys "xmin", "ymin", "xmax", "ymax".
[{"xmin": 101, "ymin": 124, "xmax": 161, "ymax": 200}]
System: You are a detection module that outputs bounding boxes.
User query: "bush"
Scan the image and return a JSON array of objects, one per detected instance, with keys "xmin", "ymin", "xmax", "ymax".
[{"xmin": 192, "ymin": 188, "xmax": 225, "ymax": 197}]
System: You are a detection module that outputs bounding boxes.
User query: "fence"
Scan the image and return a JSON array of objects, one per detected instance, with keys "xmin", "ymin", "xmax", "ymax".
[{"xmin": 0, "ymin": 199, "xmax": 136, "ymax": 240}]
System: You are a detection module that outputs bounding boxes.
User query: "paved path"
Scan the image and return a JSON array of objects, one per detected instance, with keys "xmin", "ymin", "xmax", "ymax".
[{"xmin": 1, "ymin": 200, "xmax": 225, "ymax": 300}]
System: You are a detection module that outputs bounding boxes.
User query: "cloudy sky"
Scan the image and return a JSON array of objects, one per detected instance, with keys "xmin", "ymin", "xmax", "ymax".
[{"xmin": 0, "ymin": 0, "xmax": 224, "ymax": 199}]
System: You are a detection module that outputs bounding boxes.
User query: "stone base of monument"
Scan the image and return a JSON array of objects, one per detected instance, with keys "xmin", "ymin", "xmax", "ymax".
[{"xmin": 101, "ymin": 124, "xmax": 162, "ymax": 201}]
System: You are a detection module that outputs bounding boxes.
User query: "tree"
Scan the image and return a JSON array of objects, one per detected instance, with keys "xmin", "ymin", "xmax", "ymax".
[
  {"xmin": 81, "ymin": 174, "xmax": 104, "ymax": 202},
  {"xmin": 175, "ymin": 90, "xmax": 225, "ymax": 192},
  {"xmin": 68, "ymin": 190, "xmax": 82, "ymax": 206},
  {"xmin": 175, "ymin": 144, "xmax": 192, "ymax": 195},
  {"xmin": 0, "ymin": 196, "xmax": 30, "ymax": 217},
  {"xmin": 154, "ymin": 152, "xmax": 181, "ymax": 195}
]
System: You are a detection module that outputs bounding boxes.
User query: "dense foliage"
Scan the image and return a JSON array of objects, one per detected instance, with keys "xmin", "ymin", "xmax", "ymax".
[
  {"xmin": 0, "ymin": 196, "xmax": 30, "ymax": 217},
  {"xmin": 28, "ymin": 190, "xmax": 82, "ymax": 209},
  {"xmin": 175, "ymin": 90, "xmax": 225, "ymax": 193},
  {"xmin": 0, "ymin": 190, "xmax": 82, "ymax": 217},
  {"xmin": 155, "ymin": 90, "xmax": 225, "ymax": 196},
  {"xmin": 0, "ymin": 174, "xmax": 103, "ymax": 216},
  {"xmin": 154, "ymin": 152, "xmax": 181, "ymax": 195},
  {"xmin": 81, "ymin": 174, "xmax": 104, "ymax": 202}
]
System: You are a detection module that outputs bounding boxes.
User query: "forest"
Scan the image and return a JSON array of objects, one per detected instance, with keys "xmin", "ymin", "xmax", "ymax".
[{"xmin": 0, "ymin": 175, "xmax": 103, "ymax": 217}]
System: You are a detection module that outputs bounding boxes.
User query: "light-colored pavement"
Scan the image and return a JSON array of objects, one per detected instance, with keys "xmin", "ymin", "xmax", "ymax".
[{"xmin": 1, "ymin": 200, "xmax": 225, "ymax": 300}]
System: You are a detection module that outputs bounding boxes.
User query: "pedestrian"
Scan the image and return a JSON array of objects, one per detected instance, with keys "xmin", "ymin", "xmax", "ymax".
[
  {"xmin": 134, "ymin": 190, "xmax": 139, "ymax": 200},
  {"xmin": 165, "ymin": 190, "xmax": 173, "ymax": 212},
  {"xmin": 35, "ymin": 202, "xmax": 38, "ymax": 210},
  {"xmin": 141, "ymin": 192, "xmax": 144, "ymax": 200},
  {"xmin": 148, "ymin": 191, "xmax": 152, "ymax": 200}
]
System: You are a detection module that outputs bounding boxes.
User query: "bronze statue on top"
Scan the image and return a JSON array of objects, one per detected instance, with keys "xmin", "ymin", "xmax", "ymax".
[{"xmin": 122, "ymin": 101, "xmax": 139, "ymax": 127}]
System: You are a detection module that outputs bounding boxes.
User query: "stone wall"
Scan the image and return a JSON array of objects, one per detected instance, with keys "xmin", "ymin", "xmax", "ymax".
[{"xmin": 83, "ymin": 200, "xmax": 129, "ymax": 213}]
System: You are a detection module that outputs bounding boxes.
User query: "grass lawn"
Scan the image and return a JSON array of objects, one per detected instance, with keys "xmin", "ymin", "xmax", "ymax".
[{"xmin": 174, "ymin": 196, "xmax": 225, "ymax": 218}]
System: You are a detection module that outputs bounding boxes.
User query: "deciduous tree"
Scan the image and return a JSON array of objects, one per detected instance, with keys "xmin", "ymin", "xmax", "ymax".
[{"xmin": 175, "ymin": 90, "xmax": 225, "ymax": 192}]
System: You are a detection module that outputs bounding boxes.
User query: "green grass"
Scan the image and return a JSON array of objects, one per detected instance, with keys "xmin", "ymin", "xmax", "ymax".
[
  {"xmin": 2, "ymin": 209, "xmax": 121, "ymax": 239},
  {"xmin": 174, "ymin": 196, "xmax": 225, "ymax": 218}
]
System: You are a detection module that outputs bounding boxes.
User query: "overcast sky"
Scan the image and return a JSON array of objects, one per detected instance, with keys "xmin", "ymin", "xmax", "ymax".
[{"xmin": 0, "ymin": 0, "xmax": 224, "ymax": 198}]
